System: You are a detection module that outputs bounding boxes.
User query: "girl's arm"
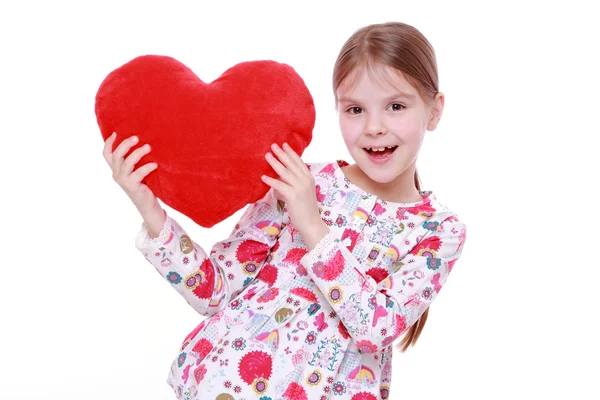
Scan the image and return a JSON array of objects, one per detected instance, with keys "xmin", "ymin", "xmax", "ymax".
[
  {"xmin": 300, "ymin": 214, "xmax": 467, "ymax": 352},
  {"xmin": 135, "ymin": 187, "xmax": 285, "ymax": 316}
]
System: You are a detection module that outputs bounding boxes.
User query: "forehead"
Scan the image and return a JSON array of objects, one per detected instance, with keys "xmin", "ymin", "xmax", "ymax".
[{"xmin": 337, "ymin": 65, "xmax": 418, "ymax": 99}]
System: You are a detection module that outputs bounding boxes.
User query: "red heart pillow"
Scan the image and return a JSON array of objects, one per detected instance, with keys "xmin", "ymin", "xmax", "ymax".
[{"xmin": 95, "ymin": 55, "xmax": 315, "ymax": 228}]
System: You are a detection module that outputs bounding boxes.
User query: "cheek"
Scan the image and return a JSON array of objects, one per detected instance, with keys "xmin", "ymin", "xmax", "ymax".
[
  {"xmin": 388, "ymin": 114, "xmax": 424, "ymax": 142},
  {"xmin": 339, "ymin": 118, "xmax": 362, "ymax": 140}
]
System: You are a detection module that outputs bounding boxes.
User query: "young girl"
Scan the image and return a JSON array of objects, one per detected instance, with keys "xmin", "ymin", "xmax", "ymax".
[{"xmin": 105, "ymin": 21, "xmax": 467, "ymax": 400}]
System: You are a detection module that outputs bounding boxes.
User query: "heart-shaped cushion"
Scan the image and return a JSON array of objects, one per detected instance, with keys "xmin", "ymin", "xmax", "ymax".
[{"xmin": 95, "ymin": 55, "xmax": 315, "ymax": 228}]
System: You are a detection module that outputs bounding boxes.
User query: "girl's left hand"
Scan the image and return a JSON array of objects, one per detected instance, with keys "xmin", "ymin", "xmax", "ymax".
[{"xmin": 262, "ymin": 142, "xmax": 321, "ymax": 235}]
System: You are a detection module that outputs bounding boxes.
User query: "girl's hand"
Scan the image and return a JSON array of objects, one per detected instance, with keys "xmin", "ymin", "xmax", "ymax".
[
  {"xmin": 262, "ymin": 142, "xmax": 321, "ymax": 236},
  {"xmin": 103, "ymin": 132, "xmax": 159, "ymax": 212}
]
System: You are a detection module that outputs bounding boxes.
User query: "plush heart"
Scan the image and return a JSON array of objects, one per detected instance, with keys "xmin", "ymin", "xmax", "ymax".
[{"xmin": 95, "ymin": 55, "xmax": 315, "ymax": 228}]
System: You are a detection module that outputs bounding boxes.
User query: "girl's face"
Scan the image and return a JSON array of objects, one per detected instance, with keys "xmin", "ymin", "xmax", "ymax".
[{"xmin": 336, "ymin": 65, "xmax": 443, "ymax": 195}]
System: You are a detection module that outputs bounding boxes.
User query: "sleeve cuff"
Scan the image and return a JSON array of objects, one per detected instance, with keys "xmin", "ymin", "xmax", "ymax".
[
  {"xmin": 135, "ymin": 213, "xmax": 173, "ymax": 250},
  {"xmin": 299, "ymin": 228, "xmax": 339, "ymax": 268}
]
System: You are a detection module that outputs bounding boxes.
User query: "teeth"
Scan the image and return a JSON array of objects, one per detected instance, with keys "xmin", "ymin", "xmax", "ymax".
[{"xmin": 365, "ymin": 146, "xmax": 396, "ymax": 152}]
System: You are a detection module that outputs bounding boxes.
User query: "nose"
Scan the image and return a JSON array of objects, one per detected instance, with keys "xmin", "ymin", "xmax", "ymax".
[{"xmin": 364, "ymin": 111, "xmax": 388, "ymax": 136}]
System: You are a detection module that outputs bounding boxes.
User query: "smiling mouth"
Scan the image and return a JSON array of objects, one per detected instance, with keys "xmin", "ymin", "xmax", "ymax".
[{"xmin": 363, "ymin": 146, "xmax": 398, "ymax": 155}]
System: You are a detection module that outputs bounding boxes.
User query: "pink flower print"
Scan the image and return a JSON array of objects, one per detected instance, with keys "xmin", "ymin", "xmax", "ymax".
[
  {"xmin": 311, "ymin": 250, "xmax": 344, "ymax": 281},
  {"xmin": 229, "ymin": 299, "xmax": 243, "ymax": 310},
  {"xmin": 243, "ymin": 286, "xmax": 258, "ymax": 300},
  {"xmin": 232, "ymin": 337, "xmax": 246, "ymax": 351},
  {"xmin": 332, "ymin": 381, "xmax": 347, "ymax": 395},
  {"xmin": 421, "ymin": 286, "xmax": 433, "ymax": 300},
  {"xmin": 257, "ymin": 287, "xmax": 279, "ymax": 303},
  {"xmin": 296, "ymin": 264, "xmax": 308, "ymax": 276},
  {"xmin": 182, "ymin": 364, "xmax": 191, "ymax": 384},
  {"xmin": 312, "ymin": 261, "xmax": 325, "ymax": 277},
  {"xmin": 305, "ymin": 331, "xmax": 317, "ymax": 345},
  {"xmin": 366, "ymin": 215, "xmax": 375, "ymax": 227},
  {"xmin": 193, "ymin": 364, "xmax": 207, "ymax": 384},
  {"xmin": 356, "ymin": 340, "xmax": 378, "ymax": 354}
]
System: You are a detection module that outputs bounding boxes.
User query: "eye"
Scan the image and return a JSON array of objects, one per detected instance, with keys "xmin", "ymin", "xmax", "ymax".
[
  {"xmin": 346, "ymin": 106, "xmax": 363, "ymax": 115},
  {"xmin": 387, "ymin": 103, "xmax": 405, "ymax": 111}
]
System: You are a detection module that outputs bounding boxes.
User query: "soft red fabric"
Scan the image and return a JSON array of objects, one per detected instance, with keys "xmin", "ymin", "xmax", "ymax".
[{"xmin": 95, "ymin": 55, "xmax": 315, "ymax": 228}]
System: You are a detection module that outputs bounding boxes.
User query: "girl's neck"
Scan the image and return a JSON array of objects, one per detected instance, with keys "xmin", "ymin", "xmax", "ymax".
[{"xmin": 340, "ymin": 162, "xmax": 422, "ymax": 204}]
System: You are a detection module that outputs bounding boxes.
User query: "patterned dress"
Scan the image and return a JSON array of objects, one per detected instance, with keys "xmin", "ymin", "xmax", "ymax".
[{"xmin": 135, "ymin": 159, "xmax": 467, "ymax": 400}]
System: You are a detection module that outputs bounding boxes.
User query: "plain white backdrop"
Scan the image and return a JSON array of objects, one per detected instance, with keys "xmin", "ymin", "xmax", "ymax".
[{"xmin": 1, "ymin": 0, "xmax": 598, "ymax": 398}]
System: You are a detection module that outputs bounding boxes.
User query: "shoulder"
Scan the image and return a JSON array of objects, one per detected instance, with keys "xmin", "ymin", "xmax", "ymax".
[
  {"xmin": 304, "ymin": 160, "xmax": 339, "ymax": 182},
  {"xmin": 429, "ymin": 195, "xmax": 466, "ymax": 229},
  {"xmin": 424, "ymin": 196, "xmax": 468, "ymax": 248},
  {"xmin": 303, "ymin": 159, "xmax": 339, "ymax": 200},
  {"xmin": 304, "ymin": 160, "xmax": 334, "ymax": 174}
]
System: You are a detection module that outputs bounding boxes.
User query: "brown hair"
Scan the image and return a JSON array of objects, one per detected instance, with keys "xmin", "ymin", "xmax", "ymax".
[{"xmin": 332, "ymin": 22, "xmax": 439, "ymax": 352}]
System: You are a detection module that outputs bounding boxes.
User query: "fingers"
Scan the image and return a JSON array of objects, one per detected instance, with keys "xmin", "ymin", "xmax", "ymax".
[
  {"xmin": 261, "ymin": 174, "xmax": 288, "ymax": 200},
  {"xmin": 130, "ymin": 162, "xmax": 158, "ymax": 186},
  {"xmin": 270, "ymin": 143, "xmax": 305, "ymax": 176},
  {"xmin": 122, "ymin": 143, "xmax": 152, "ymax": 176},
  {"xmin": 265, "ymin": 151, "xmax": 291, "ymax": 184},
  {"xmin": 102, "ymin": 132, "xmax": 117, "ymax": 165},
  {"xmin": 112, "ymin": 135, "xmax": 140, "ymax": 175},
  {"xmin": 103, "ymin": 131, "xmax": 157, "ymax": 187},
  {"xmin": 266, "ymin": 143, "xmax": 301, "ymax": 184},
  {"xmin": 265, "ymin": 142, "xmax": 313, "ymax": 189}
]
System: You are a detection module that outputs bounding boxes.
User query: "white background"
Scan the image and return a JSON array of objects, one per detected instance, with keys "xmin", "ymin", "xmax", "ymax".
[{"xmin": 1, "ymin": 0, "xmax": 598, "ymax": 399}]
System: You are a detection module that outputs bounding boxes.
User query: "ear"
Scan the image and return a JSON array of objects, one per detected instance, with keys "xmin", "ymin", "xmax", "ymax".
[{"xmin": 426, "ymin": 92, "xmax": 444, "ymax": 131}]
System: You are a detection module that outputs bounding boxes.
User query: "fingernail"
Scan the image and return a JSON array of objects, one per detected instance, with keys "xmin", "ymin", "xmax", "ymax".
[{"xmin": 131, "ymin": 136, "xmax": 138, "ymax": 142}]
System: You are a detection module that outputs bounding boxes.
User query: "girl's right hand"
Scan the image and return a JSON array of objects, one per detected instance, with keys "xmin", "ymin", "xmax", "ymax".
[{"xmin": 103, "ymin": 132, "xmax": 159, "ymax": 212}]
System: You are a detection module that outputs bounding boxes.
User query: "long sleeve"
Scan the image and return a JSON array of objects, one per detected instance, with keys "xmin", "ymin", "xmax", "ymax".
[
  {"xmin": 299, "ymin": 213, "xmax": 467, "ymax": 353},
  {"xmin": 135, "ymin": 187, "xmax": 286, "ymax": 316}
]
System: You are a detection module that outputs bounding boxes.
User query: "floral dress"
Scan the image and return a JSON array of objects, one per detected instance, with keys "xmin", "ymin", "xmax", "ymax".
[{"xmin": 135, "ymin": 159, "xmax": 467, "ymax": 400}]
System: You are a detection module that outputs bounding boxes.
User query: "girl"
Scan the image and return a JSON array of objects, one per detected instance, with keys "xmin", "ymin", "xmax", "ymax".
[{"xmin": 104, "ymin": 21, "xmax": 467, "ymax": 400}]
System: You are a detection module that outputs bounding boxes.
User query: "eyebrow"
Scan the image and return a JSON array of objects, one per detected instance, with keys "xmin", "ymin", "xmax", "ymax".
[{"xmin": 338, "ymin": 92, "xmax": 417, "ymax": 104}]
